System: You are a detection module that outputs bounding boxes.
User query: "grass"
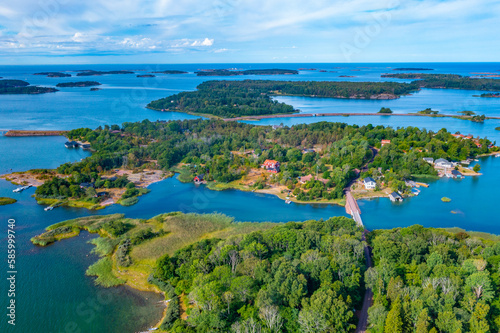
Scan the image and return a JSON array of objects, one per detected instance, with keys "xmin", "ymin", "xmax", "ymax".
[
  {"xmin": 89, "ymin": 237, "xmax": 119, "ymax": 257},
  {"xmin": 85, "ymin": 257, "xmax": 125, "ymax": 287},
  {"xmin": 0, "ymin": 197, "xmax": 17, "ymax": 205},
  {"xmin": 441, "ymin": 197, "xmax": 452, "ymax": 202},
  {"xmin": 36, "ymin": 197, "xmax": 104, "ymax": 210}
]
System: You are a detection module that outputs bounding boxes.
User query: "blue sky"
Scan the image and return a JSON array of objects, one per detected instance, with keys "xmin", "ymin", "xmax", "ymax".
[{"xmin": 0, "ymin": 0, "xmax": 499, "ymax": 64}]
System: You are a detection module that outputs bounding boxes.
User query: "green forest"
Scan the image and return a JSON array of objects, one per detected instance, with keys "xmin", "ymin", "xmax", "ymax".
[
  {"xmin": 147, "ymin": 80, "xmax": 419, "ymax": 118},
  {"xmin": 56, "ymin": 81, "xmax": 101, "ymax": 87},
  {"xmin": 366, "ymin": 225, "xmax": 500, "ymax": 333},
  {"xmin": 46, "ymin": 119, "xmax": 496, "ymax": 203}
]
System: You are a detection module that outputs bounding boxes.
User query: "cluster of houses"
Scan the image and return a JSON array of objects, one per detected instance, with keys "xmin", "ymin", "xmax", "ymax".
[
  {"xmin": 65, "ymin": 141, "xmax": 91, "ymax": 149},
  {"xmin": 451, "ymin": 133, "xmax": 496, "ymax": 149},
  {"xmin": 423, "ymin": 157, "xmax": 464, "ymax": 178}
]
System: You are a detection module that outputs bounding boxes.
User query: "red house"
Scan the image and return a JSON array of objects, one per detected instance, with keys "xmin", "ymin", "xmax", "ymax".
[
  {"xmin": 381, "ymin": 140, "xmax": 391, "ymax": 147},
  {"xmin": 193, "ymin": 174, "xmax": 205, "ymax": 183},
  {"xmin": 262, "ymin": 159, "xmax": 280, "ymax": 173}
]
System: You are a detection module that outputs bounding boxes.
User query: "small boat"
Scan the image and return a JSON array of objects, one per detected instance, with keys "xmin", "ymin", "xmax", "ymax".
[
  {"xmin": 13, "ymin": 187, "xmax": 23, "ymax": 193},
  {"xmin": 44, "ymin": 206, "xmax": 54, "ymax": 211},
  {"xmin": 285, "ymin": 200, "xmax": 291, "ymax": 204}
]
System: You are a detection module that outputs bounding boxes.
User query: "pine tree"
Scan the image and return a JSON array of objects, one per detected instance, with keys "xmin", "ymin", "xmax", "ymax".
[
  {"xmin": 415, "ymin": 308, "xmax": 430, "ymax": 333},
  {"xmin": 384, "ymin": 298, "xmax": 403, "ymax": 333}
]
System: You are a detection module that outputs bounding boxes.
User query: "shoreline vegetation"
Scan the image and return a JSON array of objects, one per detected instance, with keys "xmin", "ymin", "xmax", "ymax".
[
  {"xmin": 3, "ymin": 119, "xmax": 496, "ymax": 210},
  {"xmin": 0, "ymin": 79, "xmax": 58, "ymax": 94},
  {"xmin": 34, "ymin": 72, "xmax": 71, "ymax": 77},
  {"xmin": 31, "ymin": 213, "xmax": 500, "ymax": 332},
  {"xmin": 0, "ymin": 197, "xmax": 17, "ymax": 205},
  {"xmin": 382, "ymin": 73, "xmax": 500, "ymax": 91},
  {"xmin": 4, "ymin": 130, "xmax": 68, "ymax": 137}
]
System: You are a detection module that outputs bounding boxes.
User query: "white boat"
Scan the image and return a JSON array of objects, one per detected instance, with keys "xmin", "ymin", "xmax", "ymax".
[
  {"xmin": 285, "ymin": 200, "xmax": 291, "ymax": 204},
  {"xmin": 44, "ymin": 206, "xmax": 54, "ymax": 211},
  {"xmin": 13, "ymin": 187, "xmax": 23, "ymax": 193}
]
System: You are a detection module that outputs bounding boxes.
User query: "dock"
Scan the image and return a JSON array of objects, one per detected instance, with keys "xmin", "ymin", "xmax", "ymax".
[{"xmin": 345, "ymin": 192, "xmax": 363, "ymax": 227}]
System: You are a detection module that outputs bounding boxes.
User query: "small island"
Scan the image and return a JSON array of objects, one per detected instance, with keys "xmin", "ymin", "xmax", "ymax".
[
  {"xmin": 0, "ymin": 197, "xmax": 17, "ymax": 206},
  {"xmin": 56, "ymin": 81, "xmax": 101, "ymax": 87},
  {"xmin": 76, "ymin": 70, "xmax": 134, "ymax": 76},
  {"xmin": 34, "ymin": 72, "xmax": 71, "ymax": 77},
  {"xmin": 90, "ymin": 87, "xmax": 101, "ymax": 91},
  {"xmin": 441, "ymin": 197, "xmax": 451, "ymax": 202},
  {"xmin": 475, "ymin": 93, "xmax": 500, "ymax": 98},
  {"xmin": 196, "ymin": 69, "xmax": 299, "ymax": 76},
  {"xmin": 0, "ymin": 79, "xmax": 58, "ymax": 94},
  {"xmin": 393, "ymin": 67, "xmax": 433, "ymax": 71},
  {"xmin": 417, "ymin": 108, "xmax": 439, "ymax": 115},
  {"xmin": 151, "ymin": 70, "xmax": 188, "ymax": 74},
  {"xmin": 377, "ymin": 107, "xmax": 393, "ymax": 114},
  {"xmin": 137, "ymin": 74, "xmax": 156, "ymax": 78}
]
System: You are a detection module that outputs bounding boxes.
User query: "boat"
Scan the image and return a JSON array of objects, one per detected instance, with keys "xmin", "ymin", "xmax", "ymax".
[
  {"xmin": 13, "ymin": 187, "xmax": 23, "ymax": 193},
  {"xmin": 44, "ymin": 206, "xmax": 54, "ymax": 211},
  {"xmin": 285, "ymin": 200, "xmax": 291, "ymax": 204},
  {"xmin": 411, "ymin": 188, "xmax": 420, "ymax": 196}
]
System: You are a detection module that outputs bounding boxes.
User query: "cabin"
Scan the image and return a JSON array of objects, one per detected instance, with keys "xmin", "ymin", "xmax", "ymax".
[
  {"xmin": 423, "ymin": 157, "xmax": 434, "ymax": 164},
  {"xmin": 262, "ymin": 159, "xmax": 280, "ymax": 173},
  {"xmin": 435, "ymin": 158, "xmax": 453, "ymax": 169},
  {"xmin": 94, "ymin": 191, "xmax": 108, "ymax": 198},
  {"xmin": 80, "ymin": 182, "xmax": 94, "ymax": 189},
  {"xmin": 381, "ymin": 140, "xmax": 391, "ymax": 147},
  {"xmin": 65, "ymin": 141, "xmax": 78, "ymax": 148},
  {"xmin": 363, "ymin": 177, "xmax": 376, "ymax": 189},
  {"xmin": 299, "ymin": 174, "xmax": 329, "ymax": 185},
  {"xmin": 80, "ymin": 143, "xmax": 91, "ymax": 149},
  {"xmin": 389, "ymin": 192, "xmax": 403, "ymax": 202},
  {"xmin": 194, "ymin": 174, "xmax": 204, "ymax": 183},
  {"xmin": 302, "ymin": 148, "xmax": 315, "ymax": 154}
]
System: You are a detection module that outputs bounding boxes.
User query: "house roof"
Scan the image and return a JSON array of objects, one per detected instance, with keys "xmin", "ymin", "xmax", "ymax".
[
  {"xmin": 435, "ymin": 158, "xmax": 449, "ymax": 164},
  {"xmin": 195, "ymin": 174, "xmax": 204, "ymax": 180},
  {"xmin": 364, "ymin": 177, "xmax": 376, "ymax": 183},
  {"xmin": 389, "ymin": 192, "xmax": 402, "ymax": 199},
  {"xmin": 263, "ymin": 159, "xmax": 279, "ymax": 166}
]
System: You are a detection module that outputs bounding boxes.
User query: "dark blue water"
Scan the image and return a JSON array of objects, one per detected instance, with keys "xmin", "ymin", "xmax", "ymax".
[{"xmin": 1, "ymin": 63, "xmax": 500, "ymax": 333}]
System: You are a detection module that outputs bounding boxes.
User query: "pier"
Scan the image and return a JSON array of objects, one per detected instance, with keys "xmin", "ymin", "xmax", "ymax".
[{"xmin": 345, "ymin": 192, "xmax": 363, "ymax": 227}]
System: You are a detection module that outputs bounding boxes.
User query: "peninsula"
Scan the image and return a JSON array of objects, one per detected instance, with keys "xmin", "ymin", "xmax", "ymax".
[
  {"xmin": 34, "ymin": 72, "xmax": 71, "ymax": 77},
  {"xmin": 31, "ymin": 212, "xmax": 500, "ymax": 333},
  {"xmin": 382, "ymin": 73, "xmax": 500, "ymax": 91}
]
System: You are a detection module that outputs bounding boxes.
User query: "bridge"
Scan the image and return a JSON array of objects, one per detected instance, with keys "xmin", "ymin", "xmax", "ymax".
[{"xmin": 345, "ymin": 192, "xmax": 363, "ymax": 227}]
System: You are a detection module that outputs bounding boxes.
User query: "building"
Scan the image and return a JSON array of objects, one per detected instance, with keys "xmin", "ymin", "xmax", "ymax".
[
  {"xmin": 446, "ymin": 169, "xmax": 463, "ymax": 179},
  {"xmin": 389, "ymin": 192, "xmax": 403, "ymax": 202},
  {"xmin": 302, "ymin": 148, "xmax": 315, "ymax": 154},
  {"xmin": 193, "ymin": 174, "xmax": 205, "ymax": 183},
  {"xmin": 262, "ymin": 159, "xmax": 280, "ymax": 173},
  {"xmin": 80, "ymin": 143, "xmax": 91, "ymax": 149},
  {"xmin": 80, "ymin": 182, "xmax": 94, "ymax": 189},
  {"xmin": 435, "ymin": 158, "xmax": 453, "ymax": 168},
  {"xmin": 65, "ymin": 141, "xmax": 78, "ymax": 148},
  {"xmin": 381, "ymin": 140, "xmax": 391, "ymax": 147},
  {"xmin": 363, "ymin": 177, "xmax": 376, "ymax": 189},
  {"xmin": 423, "ymin": 157, "xmax": 434, "ymax": 164},
  {"xmin": 299, "ymin": 174, "xmax": 329, "ymax": 185}
]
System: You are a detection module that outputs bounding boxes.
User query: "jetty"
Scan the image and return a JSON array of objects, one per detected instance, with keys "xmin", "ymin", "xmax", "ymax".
[{"xmin": 345, "ymin": 192, "xmax": 363, "ymax": 227}]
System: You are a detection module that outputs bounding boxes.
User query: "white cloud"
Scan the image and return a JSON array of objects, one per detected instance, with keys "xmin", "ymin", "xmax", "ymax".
[{"xmin": 191, "ymin": 38, "xmax": 214, "ymax": 47}]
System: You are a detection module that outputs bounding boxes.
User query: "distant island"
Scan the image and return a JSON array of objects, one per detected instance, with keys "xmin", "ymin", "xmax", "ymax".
[
  {"xmin": 0, "ymin": 79, "xmax": 58, "ymax": 94},
  {"xmin": 196, "ymin": 69, "xmax": 299, "ymax": 76},
  {"xmin": 151, "ymin": 70, "xmax": 188, "ymax": 74},
  {"xmin": 148, "ymin": 80, "xmax": 418, "ymax": 118},
  {"xmin": 34, "ymin": 72, "xmax": 71, "ymax": 77},
  {"xmin": 90, "ymin": 87, "xmax": 101, "ymax": 91},
  {"xmin": 56, "ymin": 81, "xmax": 101, "ymax": 87},
  {"xmin": 137, "ymin": 74, "xmax": 156, "ymax": 78},
  {"xmin": 382, "ymin": 73, "xmax": 500, "ymax": 91},
  {"xmin": 475, "ymin": 93, "xmax": 500, "ymax": 98},
  {"xmin": 392, "ymin": 67, "xmax": 433, "ymax": 71},
  {"xmin": 76, "ymin": 70, "xmax": 134, "ymax": 76}
]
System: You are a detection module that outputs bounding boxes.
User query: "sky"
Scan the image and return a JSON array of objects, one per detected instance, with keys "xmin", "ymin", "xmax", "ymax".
[{"xmin": 0, "ymin": 0, "xmax": 499, "ymax": 64}]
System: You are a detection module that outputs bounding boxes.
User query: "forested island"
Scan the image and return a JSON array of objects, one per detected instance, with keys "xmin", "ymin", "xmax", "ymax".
[
  {"xmin": 196, "ymin": 69, "xmax": 299, "ymax": 76},
  {"xmin": 31, "ymin": 212, "xmax": 500, "ymax": 332},
  {"xmin": 382, "ymin": 73, "xmax": 500, "ymax": 91},
  {"xmin": 76, "ymin": 70, "xmax": 134, "ymax": 76},
  {"xmin": 0, "ymin": 79, "xmax": 58, "ymax": 94},
  {"xmin": 0, "ymin": 197, "xmax": 17, "ymax": 205},
  {"xmin": 137, "ymin": 74, "xmax": 156, "ymax": 78},
  {"xmin": 476, "ymin": 93, "xmax": 500, "ymax": 98},
  {"xmin": 392, "ymin": 68, "xmax": 433, "ymax": 71},
  {"xmin": 56, "ymin": 81, "xmax": 101, "ymax": 87},
  {"xmin": 148, "ymin": 80, "xmax": 419, "ymax": 118},
  {"xmin": 10, "ymin": 119, "xmax": 495, "ymax": 209},
  {"xmin": 152, "ymin": 70, "xmax": 188, "ymax": 74},
  {"xmin": 34, "ymin": 72, "xmax": 71, "ymax": 77}
]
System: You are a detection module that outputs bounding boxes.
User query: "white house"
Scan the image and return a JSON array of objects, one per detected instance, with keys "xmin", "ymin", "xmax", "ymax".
[
  {"xmin": 435, "ymin": 158, "xmax": 453, "ymax": 168},
  {"xmin": 363, "ymin": 177, "xmax": 376, "ymax": 189},
  {"xmin": 423, "ymin": 157, "xmax": 434, "ymax": 164}
]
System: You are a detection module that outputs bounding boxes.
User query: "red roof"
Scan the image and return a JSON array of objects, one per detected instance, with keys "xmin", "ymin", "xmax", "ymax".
[{"xmin": 263, "ymin": 159, "xmax": 279, "ymax": 167}]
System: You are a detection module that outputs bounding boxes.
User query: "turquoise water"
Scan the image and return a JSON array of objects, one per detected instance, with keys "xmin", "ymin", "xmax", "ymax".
[{"xmin": 1, "ymin": 63, "xmax": 500, "ymax": 333}]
